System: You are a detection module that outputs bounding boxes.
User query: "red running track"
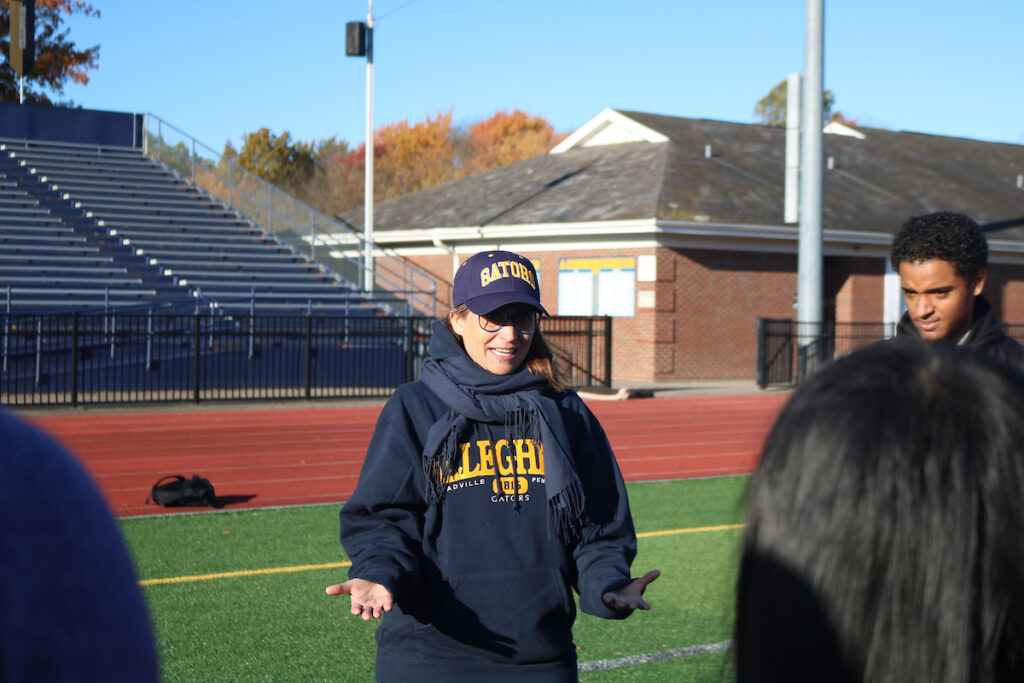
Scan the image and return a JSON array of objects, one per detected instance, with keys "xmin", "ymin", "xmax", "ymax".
[{"xmin": 26, "ymin": 393, "xmax": 789, "ymax": 517}]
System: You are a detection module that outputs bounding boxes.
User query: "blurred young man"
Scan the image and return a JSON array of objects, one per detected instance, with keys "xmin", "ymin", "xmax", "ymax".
[{"xmin": 890, "ymin": 210, "xmax": 1023, "ymax": 366}]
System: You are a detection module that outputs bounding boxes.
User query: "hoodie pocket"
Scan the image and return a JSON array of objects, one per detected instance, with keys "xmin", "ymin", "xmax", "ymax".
[{"xmin": 416, "ymin": 566, "xmax": 575, "ymax": 664}]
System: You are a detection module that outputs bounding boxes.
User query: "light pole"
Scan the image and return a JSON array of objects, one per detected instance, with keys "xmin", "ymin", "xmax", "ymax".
[
  {"xmin": 797, "ymin": 0, "xmax": 824, "ymax": 368},
  {"xmin": 346, "ymin": 2, "xmax": 375, "ymax": 293}
]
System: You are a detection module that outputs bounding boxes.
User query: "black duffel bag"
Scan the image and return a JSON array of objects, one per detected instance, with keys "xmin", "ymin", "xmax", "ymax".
[{"xmin": 145, "ymin": 474, "xmax": 220, "ymax": 508}]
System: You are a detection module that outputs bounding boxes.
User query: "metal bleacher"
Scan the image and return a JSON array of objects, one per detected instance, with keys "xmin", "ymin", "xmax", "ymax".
[{"xmin": 0, "ymin": 137, "xmax": 384, "ymax": 315}]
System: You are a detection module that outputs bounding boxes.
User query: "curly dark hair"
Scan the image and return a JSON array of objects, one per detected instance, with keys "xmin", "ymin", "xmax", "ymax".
[{"xmin": 890, "ymin": 211, "xmax": 988, "ymax": 284}]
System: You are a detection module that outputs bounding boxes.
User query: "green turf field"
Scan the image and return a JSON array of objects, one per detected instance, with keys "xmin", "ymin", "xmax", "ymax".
[{"xmin": 120, "ymin": 476, "xmax": 750, "ymax": 682}]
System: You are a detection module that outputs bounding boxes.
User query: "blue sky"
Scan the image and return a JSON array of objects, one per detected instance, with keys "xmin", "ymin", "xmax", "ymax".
[{"xmin": 59, "ymin": 1, "xmax": 1024, "ymax": 155}]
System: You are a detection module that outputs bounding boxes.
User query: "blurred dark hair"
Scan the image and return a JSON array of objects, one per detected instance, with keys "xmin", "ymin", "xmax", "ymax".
[
  {"xmin": 890, "ymin": 210, "xmax": 988, "ymax": 284},
  {"xmin": 447, "ymin": 305, "xmax": 568, "ymax": 392},
  {"xmin": 736, "ymin": 342, "xmax": 1024, "ymax": 682}
]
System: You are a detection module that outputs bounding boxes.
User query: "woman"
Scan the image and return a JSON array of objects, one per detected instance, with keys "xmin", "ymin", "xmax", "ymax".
[
  {"xmin": 327, "ymin": 250, "xmax": 658, "ymax": 681},
  {"xmin": 735, "ymin": 342, "xmax": 1024, "ymax": 682}
]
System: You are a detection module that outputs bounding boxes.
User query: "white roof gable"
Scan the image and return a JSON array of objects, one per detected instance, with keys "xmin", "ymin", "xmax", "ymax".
[
  {"xmin": 823, "ymin": 120, "xmax": 866, "ymax": 139},
  {"xmin": 550, "ymin": 108, "xmax": 669, "ymax": 154}
]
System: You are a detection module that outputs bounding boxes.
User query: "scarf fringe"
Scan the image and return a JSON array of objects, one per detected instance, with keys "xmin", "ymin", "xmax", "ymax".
[
  {"xmin": 423, "ymin": 421, "xmax": 464, "ymax": 504},
  {"xmin": 549, "ymin": 479, "xmax": 588, "ymax": 545},
  {"xmin": 508, "ymin": 405, "xmax": 531, "ymax": 514}
]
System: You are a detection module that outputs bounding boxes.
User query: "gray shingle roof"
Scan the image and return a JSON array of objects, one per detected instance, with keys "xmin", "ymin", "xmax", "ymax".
[
  {"xmin": 340, "ymin": 110, "xmax": 1024, "ymax": 241},
  {"xmin": 339, "ymin": 141, "xmax": 666, "ymax": 231}
]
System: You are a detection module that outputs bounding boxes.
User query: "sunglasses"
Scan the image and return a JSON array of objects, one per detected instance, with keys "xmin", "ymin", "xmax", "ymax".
[{"xmin": 477, "ymin": 308, "xmax": 539, "ymax": 334}]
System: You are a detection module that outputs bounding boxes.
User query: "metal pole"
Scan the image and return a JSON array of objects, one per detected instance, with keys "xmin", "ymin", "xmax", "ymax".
[
  {"xmin": 405, "ymin": 316, "xmax": 414, "ymax": 383},
  {"xmin": 586, "ymin": 317, "xmax": 594, "ymax": 387},
  {"xmin": 2, "ymin": 312, "xmax": 7, "ymax": 373},
  {"xmin": 603, "ymin": 316, "xmax": 613, "ymax": 388},
  {"xmin": 304, "ymin": 313, "xmax": 313, "ymax": 399},
  {"xmin": 34, "ymin": 318, "xmax": 41, "ymax": 386},
  {"xmin": 363, "ymin": 1, "xmax": 375, "ymax": 292},
  {"xmin": 784, "ymin": 73, "xmax": 802, "ymax": 224},
  {"xmin": 71, "ymin": 312, "xmax": 79, "ymax": 406},
  {"xmin": 248, "ymin": 287, "xmax": 255, "ymax": 360},
  {"xmin": 146, "ymin": 309, "xmax": 153, "ymax": 371},
  {"xmin": 2, "ymin": 285, "xmax": 9, "ymax": 372},
  {"xmin": 797, "ymin": 0, "xmax": 824, "ymax": 354},
  {"xmin": 192, "ymin": 313, "xmax": 201, "ymax": 403}
]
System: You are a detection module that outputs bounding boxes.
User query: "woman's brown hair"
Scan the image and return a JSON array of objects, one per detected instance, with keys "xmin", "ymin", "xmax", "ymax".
[{"xmin": 447, "ymin": 305, "xmax": 569, "ymax": 392}]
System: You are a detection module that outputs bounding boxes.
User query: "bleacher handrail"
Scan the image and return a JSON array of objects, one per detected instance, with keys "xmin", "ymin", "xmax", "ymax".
[{"xmin": 140, "ymin": 114, "xmax": 437, "ymax": 316}]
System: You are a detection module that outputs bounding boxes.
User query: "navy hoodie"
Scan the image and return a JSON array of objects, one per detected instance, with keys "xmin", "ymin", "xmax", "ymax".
[
  {"xmin": 0, "ymin": 410, "xmax": 158, "ymax": 682},
  {"xmin": 339, "ymin": 327, "xmax": 636, "ymax": 681}
]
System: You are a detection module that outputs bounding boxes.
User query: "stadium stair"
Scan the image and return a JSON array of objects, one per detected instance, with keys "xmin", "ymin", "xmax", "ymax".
[{"xmin": 0, "ymin": 138, "xmax": 383, "ymax": 316}]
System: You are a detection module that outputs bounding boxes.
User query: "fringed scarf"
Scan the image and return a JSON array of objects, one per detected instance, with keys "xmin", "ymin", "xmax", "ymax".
[{"xmin": 420, "ymin": 319, "xmax": 588, "ymax": 545}]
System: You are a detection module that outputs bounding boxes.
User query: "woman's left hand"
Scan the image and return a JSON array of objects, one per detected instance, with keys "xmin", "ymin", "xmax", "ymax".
[{"xmin": 602, "ymin": 569, "xmax": 661, "ymax": 613}]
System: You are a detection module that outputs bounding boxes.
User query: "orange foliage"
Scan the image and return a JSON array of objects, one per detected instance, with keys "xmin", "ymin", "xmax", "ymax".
[
  {"xmin": 464, "ymin": 109, "xmax": 556, "ymax": 174},
  {"xmin": 235, "ymin": 108, "xmax": 563, "ymax": 216},
  {"xmin": 374, "ymin": 110, "xmax": 459, "ymax": 198}
]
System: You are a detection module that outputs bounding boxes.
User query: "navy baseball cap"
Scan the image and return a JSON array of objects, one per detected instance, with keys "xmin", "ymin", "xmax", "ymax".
[{"xmin": 452, "ymin": 250, "xmax": 548, "ymax": 316}]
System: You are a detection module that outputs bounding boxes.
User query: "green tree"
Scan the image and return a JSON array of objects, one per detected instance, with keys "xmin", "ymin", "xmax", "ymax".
[
  {"xmin": 232, "ymin": 128, "xmax": 316, "ymax": 193},
  {"xmin": 754, "ymin": 78, "xmax": 837, "ymax": 127},
  {"xmin": 311, "ymin": 135, "xmax": 348, "ymax": 165},
  {"xmin": 0, "ymin": 0, "xmax": 100, "ymax": 105}
]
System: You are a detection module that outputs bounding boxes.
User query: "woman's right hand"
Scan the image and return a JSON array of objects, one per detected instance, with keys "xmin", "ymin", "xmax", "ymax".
[{"xmin": 326, "ymin": 578, "xmax": 394, "ymax": 620}]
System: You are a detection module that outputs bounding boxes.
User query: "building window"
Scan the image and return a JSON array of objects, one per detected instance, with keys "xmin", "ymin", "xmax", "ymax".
[{"xmin": 557, "ymin": 257, "xmax": 636, "ymax": 317}]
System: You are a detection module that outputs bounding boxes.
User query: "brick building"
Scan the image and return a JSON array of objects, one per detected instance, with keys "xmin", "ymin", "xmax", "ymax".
[{"xmin": 333, "ymin": 109, "xmax": 1024, "ymax": 382}]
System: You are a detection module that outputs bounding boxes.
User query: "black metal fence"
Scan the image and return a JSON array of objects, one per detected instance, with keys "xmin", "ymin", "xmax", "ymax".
[
  {"xmin": 757, "ymin": 318, "xmax": 1024, "ymax": 388},
  {"xmin": 544, "ymin": 315, "xmax": 613, "ymax": 390},
  {"xmin": 757, "ymin": 319, "xmax": 900, "ymax": 389},
  {"xmin": 1, "ymin": 312, "xmax": 611, "ymax": 407}
]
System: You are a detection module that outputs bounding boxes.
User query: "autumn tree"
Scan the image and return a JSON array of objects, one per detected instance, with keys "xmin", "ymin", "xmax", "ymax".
[
  {"xmin": 462, "ymin": 109, "xmax": 557, "ymax": 175},
  {"xmin": 228, "ymin": 109, "xmax": 563, "ymax": 216},
  {"xmin": 754, "ymin": 78, "xmax": 837, "ymax": 127},
  {"xmin": 0, "ymin": 0, "xmax": 100, "ymax": 105},
  {"xmin": 295, "ymin": 135, "xmax": 351, "ymax": 209},
  {"xmin": 373, "ymin": 110, "xmax": 459, "ymax": 198},
  {"xmin": 313, "ymin": 142, "xmax": 375, "ymax": 216}
]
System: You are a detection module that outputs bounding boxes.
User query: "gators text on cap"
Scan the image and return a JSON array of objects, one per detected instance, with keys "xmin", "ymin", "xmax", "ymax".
[{"xmin": 452, "ymin": 250, "xmax": 548, "ymax": 316}]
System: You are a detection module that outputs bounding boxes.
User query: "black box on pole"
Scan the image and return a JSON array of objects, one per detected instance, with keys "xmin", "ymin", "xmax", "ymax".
[
  {"xmin": 345, "ymin": 21, "xmax": 367, "ymax": 57},
  {"xmin": 10, "ymin": 0, "xmax": 36, "ymax": 76}
]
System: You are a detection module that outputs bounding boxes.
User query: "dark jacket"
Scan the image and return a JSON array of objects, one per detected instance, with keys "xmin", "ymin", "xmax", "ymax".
[
  {"xmin": 895, "ymin": 295, "xmax": 1024, "ymax": 367},
  {"xmin": 0, "ymin": 410, "xmax": 159, "ymax": 682},
  {"xmin": 340, "ymin": 360, "xmax": 635, "ymax": 681}
]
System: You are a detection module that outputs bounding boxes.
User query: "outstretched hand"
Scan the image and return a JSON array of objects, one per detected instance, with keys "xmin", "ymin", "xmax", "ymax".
[
  {"xmin": 325, "ymin": 578, "xmax": 394, "ymax": 620},
  {"xmin": 602, "ymin": 569, "xmax": 661, "ymax": 614}
]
